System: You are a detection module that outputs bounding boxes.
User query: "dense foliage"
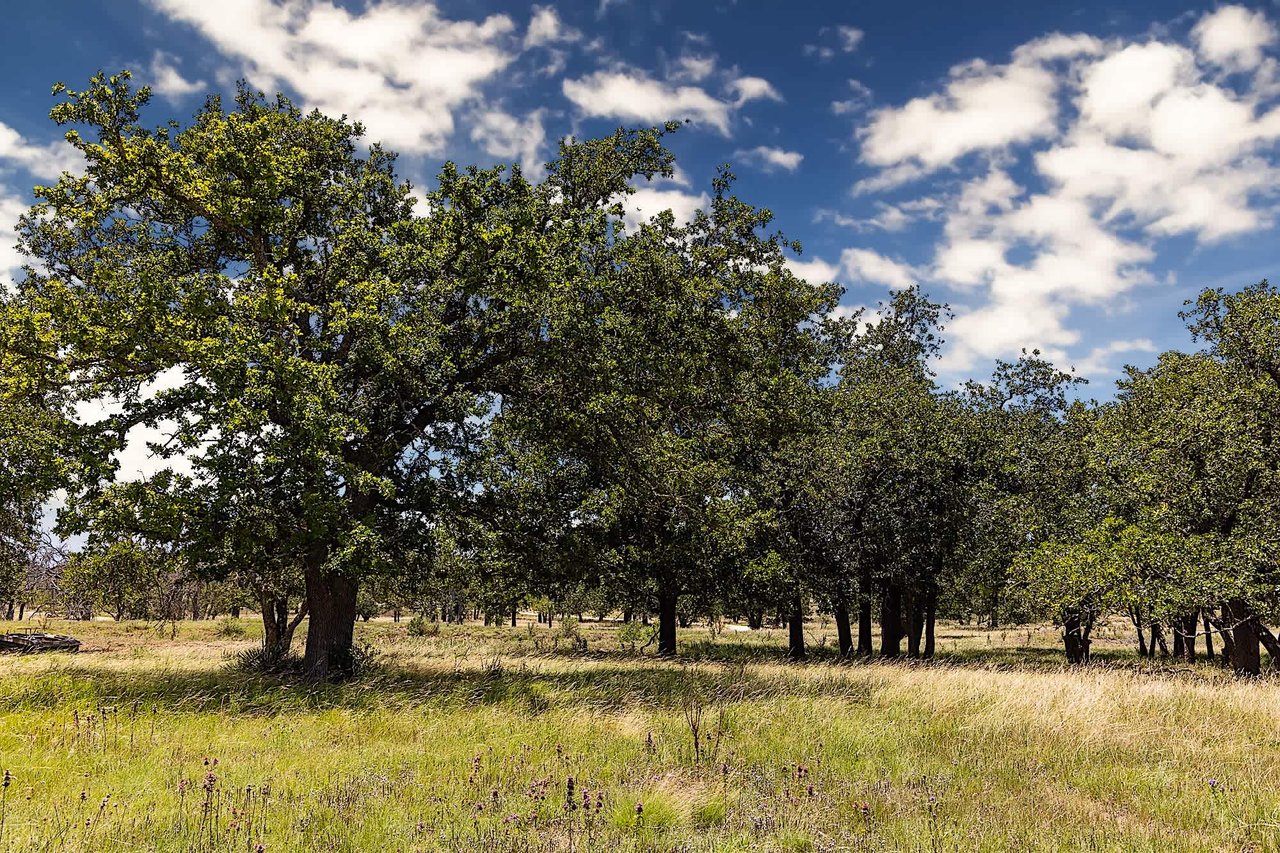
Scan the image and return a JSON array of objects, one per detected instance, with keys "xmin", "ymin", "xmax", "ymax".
[{"xmin": 3, "ymin": 72, "xmax": 1279, "ymax": 675}]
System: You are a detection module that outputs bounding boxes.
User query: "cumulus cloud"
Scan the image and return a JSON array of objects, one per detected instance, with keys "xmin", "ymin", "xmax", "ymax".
[
  {"xmin": 145, "ymin": 0, "xmax": 518, "ymax": 155},
  {"xmin": 0, "ymin": 123, "xmax": 80, "ymax": 283},
  {"xmin": 727, "ymin": 76, "xmax": 782, "ymax": 107},
  {"xmin": 849, "ymin": 5, "xmax": 1280, "ymax": 371},
  {"xmin": 563, "ymin": 69, "xmax": 778, "ymax": 134},
  {"xmin": 470, "ymin": 108, "xmax": 547, "ymax": 177},
  {"xmin": 149, "ymin": 51, "xmax": 206, "ymax": 102},
  {"xmin": 0, "ymin": 122, "xmax": 80, "ymax": 181},
  {"xmin": 784, "ymin": 248, "xmax": 917, "ymax": 290},
  {"xmin": 622, "ymin": 186, "xmax": 709, "ymax": 231},
  {"xmin": 1193, "ymin": 5, "xmax": 1276, "ymax": 71},
  {"xmin": 524, "ymin": 5, "xmax": 580, "ymax": 49},
  {"xmin": 734, "ymin": 145, "xmax": 803, "ymax": 172}
]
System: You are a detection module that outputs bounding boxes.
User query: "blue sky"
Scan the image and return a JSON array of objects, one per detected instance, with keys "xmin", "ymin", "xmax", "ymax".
[{"xmin": 4, "ymin": 0, "xmax": 1280, "ymax": 391}]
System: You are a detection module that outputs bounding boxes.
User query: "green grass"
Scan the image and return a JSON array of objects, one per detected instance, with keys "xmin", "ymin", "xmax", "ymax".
[{"xmin": 0, "ymin": 617, "xmax": 1277, "ymax": 851}]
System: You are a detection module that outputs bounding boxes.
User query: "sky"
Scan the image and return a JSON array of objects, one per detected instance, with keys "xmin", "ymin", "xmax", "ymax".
[{"xmin": 3, "ymin": 0, "xmax": 1280, "ymax": 397}]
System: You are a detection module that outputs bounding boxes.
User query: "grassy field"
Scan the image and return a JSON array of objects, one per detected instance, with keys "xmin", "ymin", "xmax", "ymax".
[{"xmin": 1, "ymin": 616, "xmax": 1278, "ymax": 851}]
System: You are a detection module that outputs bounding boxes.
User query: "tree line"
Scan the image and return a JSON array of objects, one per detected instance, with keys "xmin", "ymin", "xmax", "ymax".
[{"xmin": 2, "ymin": 73, "xmax": 1278, "ymax": 677}]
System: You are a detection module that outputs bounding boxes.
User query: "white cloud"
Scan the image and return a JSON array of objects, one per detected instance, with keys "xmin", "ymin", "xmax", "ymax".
[
  {"xmin": 836, "ymin": 26, "xmax": 864, "ymax": 53},
  {"xmin": 470, "ymin": 108, "xmax": 547, "ymax": 177},
  {"xmin": 146, "ymin": 0, "xmax": 518, "ymax": 155},
  {"xmin": 840, "ymin": 247, "xmax": 918, "ymax": 289},
  {"xmin": 149, "ymin": 51, "xmax": 206, "ymax": 102},
  {"xmin": 1070, "ymin": 338, "xmax": 1157, "ymax": 380},
  {"xmin": 832, "ymin": 79, "xmax": 873, "ymax": 115},
  {"xmin": 860, "ymin": 60, "xmax": 1062, "ymax": 175},
  {"xmin": 1193, "ymin": 5, "xmax": 1276, "ymax": 71},
  {"xmin": 852, "ymin": 6, "xmax": 1280, "ymax": 370},
  {"xmin": 0, "ymin": 123, "xmax": 80, "ymax": 284},
  {"xmin": 734, "ymin": 145, "xmax": 803, "ymax": 172},
  {"xmin": 623, "ymin": 186, "xmax": 709, "ymax": 230},
  {"xmin": 728, "ymin": 76, "xmax": 782, "ymax": 107},
  {"xmin": 784, "ymin": 255, "xmax": 840, "ymax": 283},
  {"xmin": 0, "ymin": 122, "xmax": 80, "ymax": 181},
  {"xmin": 563, "ymin": 69, "xmax": 778, "ymax": 134},
  {"xmin": 524, "ymin": 5, "xmax": 580, "ymax": 49},
  {"xmin": 784, "ymin": 248, "xmax": 917, "ymax": 290},
  {"xmin": 0, "ymin": 189, "xmax": 26, "ymax": 283},
  {"xmin": 804, "ymin": 24, "xmax": 865, "ymax": 60}
]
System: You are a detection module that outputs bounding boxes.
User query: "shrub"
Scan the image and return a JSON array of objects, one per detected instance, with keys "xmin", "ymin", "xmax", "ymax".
[
  {"xmin": 407, "ymin": 615, "xmax": 440, "ymax": 637},
  {"xmin": 214, "ymin": 617, "xmax": 246, "ymax": 638}
]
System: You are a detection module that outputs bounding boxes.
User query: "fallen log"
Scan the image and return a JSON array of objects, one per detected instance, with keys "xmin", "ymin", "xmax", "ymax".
[{"xmin": 0, "ymin": 632, "xmax": 81, "ymax": 654}]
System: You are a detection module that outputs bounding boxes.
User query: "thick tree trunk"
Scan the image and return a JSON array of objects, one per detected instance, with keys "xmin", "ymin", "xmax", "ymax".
[
  {"xmin": 857, "ymin": 568, "xmax": 873, "ymax": 657},
  {"xmin": 788, "ymin": 595, "xmax": 806, "ymax": 660},
  {"xmin": 905, "ymin": 588, "xmax": 924, "ymax": 658},
  {"xmin": 302, "ymin": 563, "xmax": 359, "ymax": 679},
  {"xmin": 880, "ymin": 582, "xmax": 903, "ymax": 658},
  {"xmin": 657, "ymin": 583, "xmax": 678, "ymax": 657},
  {"xmin": 1062, "ymin": 611, "xmax": 1091, "ymax": 664},
  {"xmin": 923, "ymin": 587, "xmax": 937, "ymax": 659},
  {"xmin": 1180, "ymin": 615, "xmax": 1197, "ymax": 663},
  {"xmin": 833, "ymin": 599, "xmax": 853, "ymax": 659},
  {"xmin": 511, "ymin": 602, "xmax": 518, "ymax": 627},
  {"xmin": 1223, "ymin": 600, "xmax": 1260, "ymax": 675},
  {"xmin": 1151, "ymin": 622, "xmax": 1169, "ymax": 658}
]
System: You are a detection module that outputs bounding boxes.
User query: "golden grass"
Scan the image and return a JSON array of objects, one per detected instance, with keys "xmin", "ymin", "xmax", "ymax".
[{"xmin": 0, "ymin": 617, "xmax": 1276, "ymax": 851}]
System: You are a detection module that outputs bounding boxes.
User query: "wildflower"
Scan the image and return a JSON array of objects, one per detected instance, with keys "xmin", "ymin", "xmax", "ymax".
[
  {"xmin": 807, "ymin": 784, "xmax": 815, "ymax": 797},
  {"xmin": 2, "ymin": 770, "xmax": 10, "ymax": 789},
  {"xmin": 565, "ymin": 776, "xmax": 576, "ymax": 811},
  {"xmin": 635, "ymin": 801, "xmax": 644, "ymax": 817},
  {"xmin": 255, "ymin": 845, "xmax": 265, "ymax": 853}
]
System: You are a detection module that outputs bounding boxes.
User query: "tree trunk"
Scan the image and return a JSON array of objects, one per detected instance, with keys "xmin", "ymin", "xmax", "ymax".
[
  {"xmin": 1223, "ymin": 600, "xmax": 1260, "ymax": 676},
  {"xmin": 880, "ymin": 582, "xmax": 903, "ymax": 658},
  {"xmin": 788, "ymin": 595, "xmax": 806, "ymax": 660},
  {"xmin": 1130, "ymin": 608, "xmax": 1148, "ymax": 657},
  {"xmin": 833, "ymin": 598, "xmax": 853, "ymax": 659},
  {"xmin": 1202, "ymin": 610, "xmax": 1215, "ymax": 661},
  {"xmin": 302, "ymin": 562, "xmax": 359, "ymax": 679},
  {"xmin": 1063, "ymin": 611, "xmax": 1092, "ymax": 664},
  {"xmin": 1180, "ymin": 614, "xmax": 1197, "ymax": 663},
  {"xmin": 657, "ymin": 583, "xmax": 678, "ymax": 657},
  {"xmin": 923, "ymin": 587, "xmax": 937, "ymax": 660},
  {"xmin": 747, "ymin": 610, "xmax": 763, "ymax": 630},
  {"xmin": 857, "ymin": 566, "xmax": 873, "ymax": 657},
  {"xmin": 511, "ymin": 602, "xmax": 518, "ymax": 627},
  {"xmin": 905, "ymin": 588, "xmax": 924, "ymax": 658}
]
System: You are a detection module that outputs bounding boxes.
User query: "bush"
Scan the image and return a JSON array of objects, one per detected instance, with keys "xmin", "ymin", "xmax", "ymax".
[
  {"xmin": 214, "ymin": 617, "xmax": 246, "ymax": 638},
  {"xmin": 407, "ymin": 615, "xmax": 440, "ymax": 637},
  {"xmin": 226, "ymin": 645, "xmax": 302, "ymax": 674}
]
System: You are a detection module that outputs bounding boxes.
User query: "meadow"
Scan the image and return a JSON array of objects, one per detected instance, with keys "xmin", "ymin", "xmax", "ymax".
[{"xmin": 0, "ymin": 617, "xmax": 1277, "ymax": 852}]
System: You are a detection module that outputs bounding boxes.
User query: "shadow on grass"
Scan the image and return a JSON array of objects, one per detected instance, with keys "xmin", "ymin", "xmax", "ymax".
[
  {"xmin": 0, "ymin": 653, "xmax": 881, "ymax": 717},
  {"xmin": 2, "ymin": 631, "xmax": 1250, "ymax": 719}
]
